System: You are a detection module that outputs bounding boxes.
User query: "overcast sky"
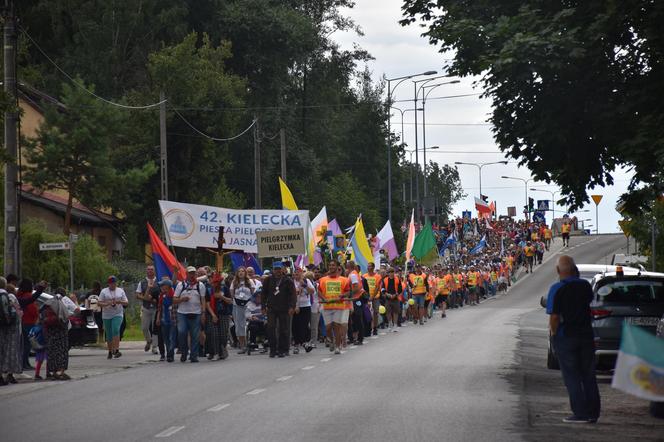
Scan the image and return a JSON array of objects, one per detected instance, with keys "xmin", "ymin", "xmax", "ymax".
[{"xmin": 333, "ymin": 0, "xmax": 630, "ymax": 233}]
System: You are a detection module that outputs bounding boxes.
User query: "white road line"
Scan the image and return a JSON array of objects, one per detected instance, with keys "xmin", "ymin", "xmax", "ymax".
[
  {"xmin": 207, "ymin": 403, "xmax": 230, "ymax": 412},
  {"xmin": 276, "ymin": 376, "xmax": 292, "ymax": 382},
  {"xmin": 155, "ymin": 426, "xmax": 185, "ymax": 438},
  {"xmin": 302, "ymin": 365, "xmax": 315, "ymax": 370},
  {"xmin": 321, "ymin": 357, "xmax": 332, "ymax": 362},
  {"xmin": 349, "ymin": 345, "xmax": 357, "ymax": 349},
  {"xmin": 246, "ymin": 388, "xmax": 266, "ymax": 395}
]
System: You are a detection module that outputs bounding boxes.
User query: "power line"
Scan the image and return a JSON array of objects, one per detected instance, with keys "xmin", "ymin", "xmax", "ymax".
[
  {"xmin": 391, "ymin": 121, "xmax": 492, "ymax": 127},
  {"xmin": 20, "ymin": 26, "xmax": 166, "ymax": 110},
  {"xmin": 171, "ymin": 107, "xmax": 256, "ymax": 142},
  {"xmin": 392, "ymin": 93, "xmax": 482, "ymax": 103}
]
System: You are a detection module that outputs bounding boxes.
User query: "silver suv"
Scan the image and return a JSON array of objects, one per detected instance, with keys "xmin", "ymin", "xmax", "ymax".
[{"xmin": 591, "ymin": 271, "xmax": 664, "ymax": 370}]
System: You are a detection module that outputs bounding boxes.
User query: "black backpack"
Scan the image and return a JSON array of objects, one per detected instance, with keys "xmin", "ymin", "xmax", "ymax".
[{"xmin": 0, "ymin": 291, "xmax": 17, "ymax": 327}]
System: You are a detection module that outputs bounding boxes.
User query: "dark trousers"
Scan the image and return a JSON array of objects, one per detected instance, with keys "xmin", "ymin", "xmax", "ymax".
[
  {"xmin": 22, "ymin": 324, "xmax": 33, "ymax": 367},
  {"xmin": 553, "ymin": 335, "xmax": 601, "ymax": 419},
  {"xmin": 352, "ymin": 305, "xmax": 365, "ymax": 343},
  {"xmin": 267, "ymin": 310, "xmax": 290, "ymax": 355},
  {"xmin": 292, "ymin": 306, "xmax": 311, "ymax": 346}
]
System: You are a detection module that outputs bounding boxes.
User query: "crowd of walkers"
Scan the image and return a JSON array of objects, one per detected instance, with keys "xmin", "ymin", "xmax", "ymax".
[{"xmin": 0, "ymin": 217, "xmax": 558, "ymax": 382}]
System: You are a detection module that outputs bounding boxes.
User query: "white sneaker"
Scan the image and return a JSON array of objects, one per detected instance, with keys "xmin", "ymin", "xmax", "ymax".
[{"xmin": 334, "ymin": 347, "xmax": 341, "ymax": 355}]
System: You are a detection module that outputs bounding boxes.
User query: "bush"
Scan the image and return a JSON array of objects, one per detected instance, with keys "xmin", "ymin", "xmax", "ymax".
[{"xmin": 1, "ymin": 219, "xmax": 117, "ymax": 290}]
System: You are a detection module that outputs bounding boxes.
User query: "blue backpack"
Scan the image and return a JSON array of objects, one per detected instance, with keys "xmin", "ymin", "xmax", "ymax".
[{"xmin": 28, "ymin": 324, "xmax": 46, "ymax": 350}]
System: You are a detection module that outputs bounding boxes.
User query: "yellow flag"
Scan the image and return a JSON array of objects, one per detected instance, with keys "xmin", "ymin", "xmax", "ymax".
[{"xmin": 279, "ymin": 177, "xmax": 298, "ymax": 210}]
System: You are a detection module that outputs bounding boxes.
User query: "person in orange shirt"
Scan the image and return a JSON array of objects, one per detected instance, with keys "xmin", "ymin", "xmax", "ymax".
[
  {"xmin": 561, "ymin": 221, "xmax": 571, "ymax": 247},
  {"xmin": 380, "ymin": 268, "xmax": 403, "ymax": 330},
  {"xmin": 408, "ymin": 265, "xmax": 429, "ymax": 325},
  {"xmin": 363, "ymin": 262, "xmax": 382, "ymax": 336},
  {"xmin": 436, "ymin": 268, "xmax": 453, "ymax": 318},
  {"xmin": 466, "ymin": 266, "xmax": 481, "ymax": 305},
  {"xmin": 523, "ymin": 241, "xmax": 535, "ymax": 273},
  {"xmin": 543, "ymin": 226, "xmax": 553, "ymax": 251},
  {"xmin": 318, "ymin": 261, "xmax": 350, "ymax": 354}
]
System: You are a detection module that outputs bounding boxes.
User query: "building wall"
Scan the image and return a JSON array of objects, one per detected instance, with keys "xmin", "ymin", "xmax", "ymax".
[{"xmin": 20, "ymin": 201, "xmax": 121, "ymax": 260}]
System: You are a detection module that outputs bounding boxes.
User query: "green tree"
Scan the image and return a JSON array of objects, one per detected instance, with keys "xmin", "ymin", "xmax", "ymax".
[
  {"xmin": 320, "ymin": 173, "xmax": 380, "ymax": 232},
  {"xmin": 401, "ymin": 1, "xmax": 664, "ymax": 210},
  {"xmin": 22, "ymin": 80, "xmax": 136, "ymax": 234}
]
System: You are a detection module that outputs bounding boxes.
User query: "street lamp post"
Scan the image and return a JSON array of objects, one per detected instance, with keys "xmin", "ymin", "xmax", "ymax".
[
  {"xmin": 501, "ymin": 176, "xmax": 533, "ymax": 221},
  {"xmin": 455, "ymin": 161, "xmax": 509, "ymax": 199},
  {"xmin": 386, "ymin": 70, "xmax": 437, "ymax": 224},
  {"xmin": 530, "ymin": 188, "xmax": 560, "ymax": 222},
  {"xmin": 421, "ymin": 80, "xmax": 460, "ymax": 199}
]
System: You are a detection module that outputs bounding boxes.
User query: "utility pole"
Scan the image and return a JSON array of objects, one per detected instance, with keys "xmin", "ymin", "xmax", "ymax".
[
  {"xmin": 280, "ymin": 128, "xmax": 286, "ymax": 182},
  {"xmin": 3, "ymin": 1, "xmax": 19, "ymax": 276},
  {"xmin": 159, "ymin": 90, "xmax": 168, "ymax": 201},
  {"xmin": 652, "ymin": 219, "xmax": 657, "ymax": 272},
  {"xmin": 254, "ymin": 116, "xmax": 261, "ymax": 209}
]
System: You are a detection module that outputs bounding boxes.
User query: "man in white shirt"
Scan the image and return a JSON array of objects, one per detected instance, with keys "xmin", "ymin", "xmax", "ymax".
[{"xmin": 174, "ymin": 266, "xmax": 207, "ymax": 363}]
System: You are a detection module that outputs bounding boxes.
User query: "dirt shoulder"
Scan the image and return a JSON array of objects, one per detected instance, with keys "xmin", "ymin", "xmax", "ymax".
[{"xmin": 508, "ymin": 307, "xmax": 664, "ymax": 441}]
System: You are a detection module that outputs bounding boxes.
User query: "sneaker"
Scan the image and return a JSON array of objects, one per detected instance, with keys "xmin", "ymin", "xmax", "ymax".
[
  {"xmin": 237, "ymin": 348, "xmax": 247, "ymax": 355},
  {"xmin": 278, "ymin": 353, "xmax": 286, "ymax": 358},
  {"xmin": 113, "ymin": 350, "xmax": 122, "ymax": 358},
  {"xmin": 305, "ymin": 344, "xmax": 313, "ymax": 353},
  {"xmin": 329, "ymin": 344, "xmax": 335, "ymax": 352},
  {"xmin": 221, "ymin": 348, "xmax": 229, "ymax": 360},
  {"xmin": 372, "ymin": 329, "xmax": 378, "ymax": 336},
  {"xmin": 152, "ymin": 347, "xmax": 159, "ymax": 355},
  {"xmin": 107, "ymin": 351, "xmax": 113, "ymax": 359},
  {"xmin": 180, "ymin": 355, "xmax": 187, "ymax": 362},
  {"xmin": 160, "ymin": 355, "xmax": 166, "ymax": 362},
  {"xmin": 167, "ymin": 357, "xmax": 174, "ymax": 363},
  {"xmin": 562, "ymin": 416, "xmax": 591, "ymax": 424},
  {"xmin": 293, "ymin": 347, "xmax": 299, "ymax": 355},
  {"xmin": 334, "ymin": 348, "xmax": 341, "ymax": 355},
  {"xmin": 34, "ymin": 375, "xmax": 43, "ymax": 381},
  {"xmin": 419, "ymin": 319, "xmax": 424, "ymax": 325},
  {"xmin": 144, "ymin": 343, "xmax": 150, "ymax": 352},
  {"xmin": 207, "ymin": 354, "xmax": 214, "ymax": 360}
]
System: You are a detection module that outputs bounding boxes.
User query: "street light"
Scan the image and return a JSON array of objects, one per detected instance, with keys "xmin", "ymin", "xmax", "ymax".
[
  {"xmin": 530, "ymin": 188, "xmax": 560, "ymax": 222},
  {"xmin": 390, "ymin": 106, "xmax": 422, "ymax": 148},
  {"xmin": 421, "ymin": 80, "xmax": 460, "ymax": 201},
  {"xmin": 455, "ymin": 161, "xmax": 509, "ymax": 199},
  {"xmin": 412, "ymin": 74, "xmax": 456, "ymax": 221},
  {"xmin": 386, "ymin": 70, "xmax": 437, "ymax": 224},
  {"xmin": 502, "ymin": 176, "xmax": 533, "ymax": 221}
]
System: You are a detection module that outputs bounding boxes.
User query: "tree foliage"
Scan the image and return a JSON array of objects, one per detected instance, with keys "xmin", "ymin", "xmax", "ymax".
[
  {"xmin": 14, "ymin": 1, "xmax": 464, "ymax": 264},
  {"xmin": 401, "ymin": 1, "xmax": 664, "ymax": 210}
]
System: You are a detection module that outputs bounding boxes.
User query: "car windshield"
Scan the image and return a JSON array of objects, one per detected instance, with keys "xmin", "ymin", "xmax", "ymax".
[{"xmin": 598, "ymin": 280, "xmax": 664, "ymax": 304}]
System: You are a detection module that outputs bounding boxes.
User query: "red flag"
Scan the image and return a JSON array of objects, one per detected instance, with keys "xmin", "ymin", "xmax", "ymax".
[{"xmin": 147, "ymin": 223, "xmax": 186, "ymax": 281}]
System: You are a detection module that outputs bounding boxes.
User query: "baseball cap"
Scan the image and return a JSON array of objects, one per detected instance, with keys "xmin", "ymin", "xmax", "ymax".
[
  {"xmin": 158, "ymin": 278, "xmax": 173, "ymax": 287},
  {"xmin": 108, "ymin": 275, "xmax": 117, "ymax": 283},
  {"xmin": 186, "ymin": 266, "xmax": 197, "ymax": 273},
  {"xmin": 272, "ymin": 261, "xmax": 284, "ymax": 269}
]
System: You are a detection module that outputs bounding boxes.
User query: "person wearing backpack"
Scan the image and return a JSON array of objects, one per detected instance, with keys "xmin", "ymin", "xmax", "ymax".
[
  {"xmin": 0, "ymin": 276, "xmax": 22, "ymax": 385},
  {"xmin": 173, "ymin": 267, "xmax": 207, "ymax": 363},
  {"xmin": 42, "ymin": 290, "xmax": 73, "ymax": 380}
]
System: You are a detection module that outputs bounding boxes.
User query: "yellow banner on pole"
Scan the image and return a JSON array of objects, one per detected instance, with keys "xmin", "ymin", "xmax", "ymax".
[{"xmin": 591, "ymin": 194, "xmax": 603, "ymax": 205}]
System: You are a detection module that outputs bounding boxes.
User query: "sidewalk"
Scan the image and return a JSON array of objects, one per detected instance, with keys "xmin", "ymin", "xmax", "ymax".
[
  {"xmin": 511, "ymin": 300, "xmax": 664, "ymax": 440},
  {"xmin": 0, "ymin": 341, "xmax": 161, "ymax": 398}
]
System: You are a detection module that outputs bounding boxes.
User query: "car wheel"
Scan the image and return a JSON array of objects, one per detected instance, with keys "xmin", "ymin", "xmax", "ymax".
[{"xmin": 547, "ymin": 346, "xmax": 560, "ymax": 370}]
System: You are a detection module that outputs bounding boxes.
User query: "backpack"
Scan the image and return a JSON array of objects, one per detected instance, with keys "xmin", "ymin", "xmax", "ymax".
[
  {"xmin": 28, "ymin": 324, "xmax": 45, "ymax": 350},
  {"xmin": 0, "ymin": 290, "xmax": 17, "ymax": 327}
]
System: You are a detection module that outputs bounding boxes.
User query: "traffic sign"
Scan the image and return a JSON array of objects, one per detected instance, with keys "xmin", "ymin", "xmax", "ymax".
[
  {"xmin": 537, "ymin": 200, "xmax": 549, "ymax": 211},
  {"xmin": 533, "ymin": 211, "xmax": 546, "ymax": 223},
  {"xmin": 618, "ymin": 219, "xmax": 631, "ymax": 237},
  {"xmin": 591, "ymin": 195, "xmax": 603, "ymax": 205},
  {"xmin": 39, "ymin": 242, "xmax": 70, "ymax": 251}
]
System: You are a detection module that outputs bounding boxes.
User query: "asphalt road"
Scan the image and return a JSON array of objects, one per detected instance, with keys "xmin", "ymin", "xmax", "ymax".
[{"xmin": 1, "ymin": 234, "xmax": 628, "ymax": 442}]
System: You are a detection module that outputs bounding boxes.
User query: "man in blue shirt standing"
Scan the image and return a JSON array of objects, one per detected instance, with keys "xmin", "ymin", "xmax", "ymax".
[{"xmin": 546, "ymin": 255, "xmax": 601, "ymax": 424}]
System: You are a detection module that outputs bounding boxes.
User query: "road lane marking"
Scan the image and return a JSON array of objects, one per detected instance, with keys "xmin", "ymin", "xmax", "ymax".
[
  {"xmin": 155, "ymin": 426, "xmax": 185, "ymax": 438},
  {"xmin": 207, "ymin": 403, "xmax": 230, "ymax": 412},
  {"xmin": 246, "ymin": 388, "xmax": 266, "ymax": 395},
  {"xmin": 276, "ymin": 376, "xmax": 292, "ymax": 382},
  {"xmin": 349, "ymin": 345, "xmax": 357, "ymax": 349},
  {"xmin": 302, "ymin": 365, "xmax": 315, "ymax": 370},
  {"xmin": 321, "ymin": 357, "xmax": 332, "ymax": 362}
]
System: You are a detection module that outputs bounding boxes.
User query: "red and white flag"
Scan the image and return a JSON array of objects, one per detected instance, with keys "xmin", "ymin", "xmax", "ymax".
[{"xmin": 475, "ymin": 197, "xmax": 492, "ymax": 215}]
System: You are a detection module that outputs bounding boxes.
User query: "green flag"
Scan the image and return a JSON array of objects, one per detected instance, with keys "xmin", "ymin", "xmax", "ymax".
[{"xmin": 411, "ymin": 220, "xmax": 438, "ymax": 265}]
